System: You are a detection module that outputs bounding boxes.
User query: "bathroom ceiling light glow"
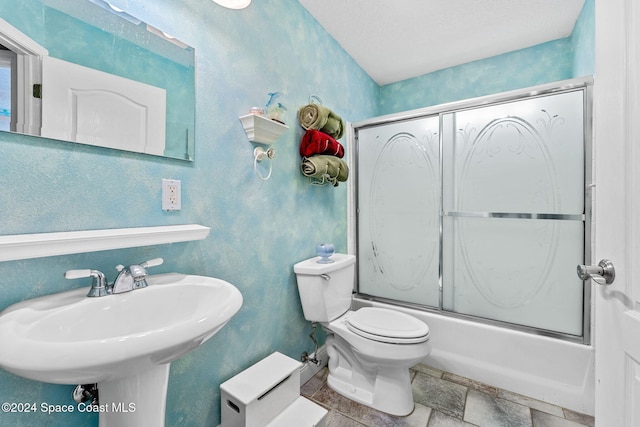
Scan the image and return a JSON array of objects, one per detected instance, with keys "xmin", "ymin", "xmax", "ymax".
[{"xmin": 212, "ymin": 0, "xmax": 251, "ymax": 9}]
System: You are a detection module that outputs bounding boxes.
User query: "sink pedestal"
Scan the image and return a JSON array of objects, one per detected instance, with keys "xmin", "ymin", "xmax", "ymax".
[{"xmin": 98, "ymin": 364, "xmax": 170, "ymax": 427}]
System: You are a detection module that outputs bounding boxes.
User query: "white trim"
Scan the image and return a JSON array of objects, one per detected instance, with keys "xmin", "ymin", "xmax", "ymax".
[
  {"xmin": 0, "ymin": 224, "xmax": 210, "ymax": 262},
  {"xmin": 0, "ymin": 18, "xmax": 48, "ymax": 56},
  {"xmin": 299, "ymin": 345, "xmax": 328, "ymax": 386},
  {"xmin": 593, "ymin": 0, "xmax": 640, "ymax": 424}
]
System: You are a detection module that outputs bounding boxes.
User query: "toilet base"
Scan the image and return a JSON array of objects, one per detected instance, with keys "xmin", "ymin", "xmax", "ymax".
[
  {"xmin": 324, "ymin": 334, "xmax": 418, "ymax": 416},
  {"xmin": 326, "ymin": 367, "xmax": 415, "ymax": 416}
]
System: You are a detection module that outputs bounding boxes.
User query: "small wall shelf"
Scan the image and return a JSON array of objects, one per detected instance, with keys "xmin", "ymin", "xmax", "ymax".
[
  {"xmin": 239, "ymin": 113, "xmax": 288, "ymax": 144},
  {"xmin": 0, "ymin": 224, "xmax": 210, "ymax": 262}
]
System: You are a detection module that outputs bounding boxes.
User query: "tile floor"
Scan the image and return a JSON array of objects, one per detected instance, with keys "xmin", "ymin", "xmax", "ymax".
[{"xmin": 301, "ymin": 364, "xmax": 596, "ymax": 427}]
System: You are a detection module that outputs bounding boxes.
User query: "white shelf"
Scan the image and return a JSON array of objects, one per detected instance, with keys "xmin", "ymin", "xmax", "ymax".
[
  {"xmin": 239, "ymin": 113, "xmax": 289, "ymax": 144},
  {"xmin": 0, "ymin": 224, "xmax": 210, "ymax": 262}
]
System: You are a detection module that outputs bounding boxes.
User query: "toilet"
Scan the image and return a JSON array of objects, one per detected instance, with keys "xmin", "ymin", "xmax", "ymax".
[{"xmin": 293, "ymin": 253, "xmax": 431, "ymax": 416}]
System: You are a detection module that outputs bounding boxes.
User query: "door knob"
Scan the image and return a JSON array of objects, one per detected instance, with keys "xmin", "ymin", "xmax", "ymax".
[{"xmin": 577, "ymin": 259, "xmax": 615, "ymax": 285}]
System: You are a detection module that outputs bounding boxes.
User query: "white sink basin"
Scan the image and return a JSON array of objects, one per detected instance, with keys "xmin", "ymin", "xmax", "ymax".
[{"xmin": 0, "ymin": 273, "xmax": 243, "ymax": 385}]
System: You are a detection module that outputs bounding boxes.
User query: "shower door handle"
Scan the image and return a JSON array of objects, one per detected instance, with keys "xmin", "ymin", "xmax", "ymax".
[{"xmin": 577, "ymin": 259, "xmax": 615, "ymax": 285}]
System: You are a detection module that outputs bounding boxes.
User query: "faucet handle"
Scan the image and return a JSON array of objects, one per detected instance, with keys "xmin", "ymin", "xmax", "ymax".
[
  {"xmin": 133, "ymin": 258, "xmax": 163, "ymax": 289},
  {"xmin": 64, "ymin": 269, "xmax": 94, "ymax": 280},
  {"xmin": 64, "ymin": 269, "xmax": 110, "ymax": 297},
  {"xmin": 114, "ymin": 258, "xmax": 164, "ymax": 292},
  {"xmin": 141, "ymin": 258, "xmax": 163, "ymax": 268},
  {"xmin": 116, "ymin": 258, "xmax": 163, "ymax": 272}
]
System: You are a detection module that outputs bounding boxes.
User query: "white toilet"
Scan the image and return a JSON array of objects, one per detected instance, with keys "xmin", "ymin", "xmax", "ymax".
[{"xmin": 293, "ymin": 253, "xmax": 431, "ymax": 416}]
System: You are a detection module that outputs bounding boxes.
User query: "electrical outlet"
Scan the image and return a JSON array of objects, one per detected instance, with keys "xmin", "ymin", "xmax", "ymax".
[{"xmin": 162, "ymin": 179, "xmax": 182, "ymax": 211}]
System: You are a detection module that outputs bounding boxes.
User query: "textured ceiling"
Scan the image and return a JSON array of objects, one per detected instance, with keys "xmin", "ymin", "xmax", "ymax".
[{"xmin": 298, "ymin": 0, "xmax": 585, "ymax": 85}]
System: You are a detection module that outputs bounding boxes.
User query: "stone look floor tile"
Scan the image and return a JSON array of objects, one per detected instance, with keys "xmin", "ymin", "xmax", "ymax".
[
  {"xmin": 428, "ymin": 410, "xmax": 478, "ymax": 427},
  {"xmin": 531, "ymin": 409, "xmax": 589, "ymax": 427},
  {"xmin": 301, "ymin": 369, "xmax": 328, "ymax": 398},
  {"xmin": 412, "ymin": 363, "xmax": 444, "ymax": 378},
  {"xmin": 463, "ymin": 388, "xmax": 532, "ymax": 427},
  {"xmin": 302, "ymin": 363, "xmax": 595, "ymax": 427},
  {"xmin": 442, "ymin": 372, "xmax": 499, "ymax": 398},
  {"xmin": 325, "ymin": 410, "xmax": 367, "ymax": 427},
  {"xmin": 308, "ymin": 381, "xmax": 432, "ymax": 427},
  {"xmin": 310, "ymin": 383, "xmax": 373, "ymax": 422},
  {"xmin": 497, "ymin": 388, "xmax": 564, "ymax": 417},
  {"xmin": 563, "ymin": 408, "xmax": 595, "ymax": 427},
  {"xmin": 412, "ymin": 371, "xmax": 467, "ymax": 419},
  {"xmin": 356, "ymin": 403, "xmax": 432, "ymax": 427}
]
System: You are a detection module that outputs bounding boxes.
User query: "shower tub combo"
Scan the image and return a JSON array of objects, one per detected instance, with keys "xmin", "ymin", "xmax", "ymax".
[{"xmin": 347, "ymin": 78, "xmax": 595, "ymax": 415}]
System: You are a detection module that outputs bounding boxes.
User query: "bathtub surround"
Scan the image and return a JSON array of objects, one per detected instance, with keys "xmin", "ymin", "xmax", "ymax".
[{"xmin": 0, "ymin": 1, "xmax": 593, "ymax": 427}]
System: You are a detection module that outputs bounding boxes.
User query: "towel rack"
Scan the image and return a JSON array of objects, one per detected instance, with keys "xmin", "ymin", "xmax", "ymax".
[{"xmin": 253, "ymin": 147, "xmax": 275, "ymax": 181}]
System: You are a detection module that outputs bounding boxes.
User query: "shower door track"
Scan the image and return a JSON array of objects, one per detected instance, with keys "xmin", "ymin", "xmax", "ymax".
[{"xmin": 353, "ymin": 292, "xmax": 589, "ymax": 344}]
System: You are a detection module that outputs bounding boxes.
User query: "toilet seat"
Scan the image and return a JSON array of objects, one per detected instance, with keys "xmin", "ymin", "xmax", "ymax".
[{"xmin": 346, "ymin": 307, "xmax": 430, "ymax": 344}]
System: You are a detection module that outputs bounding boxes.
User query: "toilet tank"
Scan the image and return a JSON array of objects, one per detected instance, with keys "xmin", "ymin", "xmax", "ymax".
[{"xmin": 293, "ymin": 253, "xmax": 356, "ymax": 322}]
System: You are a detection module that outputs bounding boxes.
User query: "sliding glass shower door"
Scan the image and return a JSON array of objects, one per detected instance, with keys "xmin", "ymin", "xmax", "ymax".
[
  {"xmin": 441, "ymin": 90, "xmax": 586, "ymax": 336},
  {"xmin": 356, "ymin": 85, "xmax": 590, "ymax": 339},
  {"xmin": 357, "ymin": 116, "xmax": 441, "ymax": 307}
]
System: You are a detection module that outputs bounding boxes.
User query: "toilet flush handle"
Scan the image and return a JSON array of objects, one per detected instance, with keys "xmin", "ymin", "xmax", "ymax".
[{"xmin": 320, "ymin": 274, "xmax": 331, "ymax": 281}]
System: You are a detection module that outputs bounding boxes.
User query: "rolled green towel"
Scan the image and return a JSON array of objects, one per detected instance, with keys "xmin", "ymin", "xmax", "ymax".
[
  {"xmin": 298, "ymin": 104, "xmax": 345, "ymax": 139},
  {"xmin": 301, "ymin": 155, "xmax": 349, "ymax": 186}
]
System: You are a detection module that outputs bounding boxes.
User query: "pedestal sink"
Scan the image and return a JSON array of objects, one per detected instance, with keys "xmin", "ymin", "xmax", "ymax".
[{"xmin": 0, "ymin": 273, "xmax": 243, "ymax": 426}]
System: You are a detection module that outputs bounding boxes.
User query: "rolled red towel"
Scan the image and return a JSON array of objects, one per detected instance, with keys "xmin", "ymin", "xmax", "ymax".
[{"xmin": 300, "ymin": 129, "xmax": 345, "ymax": 158}]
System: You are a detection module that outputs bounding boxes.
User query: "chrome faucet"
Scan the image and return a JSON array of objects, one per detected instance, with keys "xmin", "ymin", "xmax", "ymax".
[
  {"xmin": 112, "ymin": 258, "xmax": 163, "ymax": 294},
  {"xmin": 64, "ymin": 269, "xmax": 110, "ymax": 297},
  {"xmin": 64, "ymin": 258, "xmax": 164, "ymax": 297}
]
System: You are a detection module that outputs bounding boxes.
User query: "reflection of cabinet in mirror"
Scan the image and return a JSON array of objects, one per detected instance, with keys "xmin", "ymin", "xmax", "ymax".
[{"xmin": 41, "ymin": 56, "xmax": 166, "ymax": 155}]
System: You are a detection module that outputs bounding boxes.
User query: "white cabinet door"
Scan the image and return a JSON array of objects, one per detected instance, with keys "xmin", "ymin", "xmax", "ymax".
[
  {"xmin": 594, "ymin": 0, "xmax": 640, "ymax": 425},
  {"xmin": 41, "ymin": 56, "xmax": 166, "ymax": 155}
]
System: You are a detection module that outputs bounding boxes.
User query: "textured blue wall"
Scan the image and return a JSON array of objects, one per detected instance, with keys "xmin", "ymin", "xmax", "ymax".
[
  {"xmin": 571, "ymin": 0, "xmax": 595, "ymax": 78},
  {"xmin": 377, "ymin": 0, "xmax": 595, "ymax": 115},
  {"xmin": 0, "ymin": 0, "xmax": 377, "ymax": 425},
  {"xmin": 0, "ymin": 0, "xmax": 593, "ymax": 426}
]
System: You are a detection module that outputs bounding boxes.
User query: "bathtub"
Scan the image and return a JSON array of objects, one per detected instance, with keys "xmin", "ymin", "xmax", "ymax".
[{"xmin": 352, "ymin": 296, "xmax": 595, "ymax": 416}]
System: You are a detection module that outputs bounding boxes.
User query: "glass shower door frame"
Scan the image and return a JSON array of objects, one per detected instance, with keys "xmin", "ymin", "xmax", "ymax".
[{"xmin": 351, "ymin": 78, "xmax": 593, "ymax": 344}]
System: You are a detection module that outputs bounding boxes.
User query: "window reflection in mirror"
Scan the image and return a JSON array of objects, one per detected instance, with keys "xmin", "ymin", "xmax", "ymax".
[{"xmin": 0, "ymin": 47, "xmax": 15, "ymax": 132}]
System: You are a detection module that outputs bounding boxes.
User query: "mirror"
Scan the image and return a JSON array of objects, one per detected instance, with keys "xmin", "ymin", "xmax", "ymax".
[{"xmin": 0, "ymin": 0, "xmax": 195, "ymax": 161}]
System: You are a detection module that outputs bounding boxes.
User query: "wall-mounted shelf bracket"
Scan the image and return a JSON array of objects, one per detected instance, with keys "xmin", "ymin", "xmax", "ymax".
[
  {"xmin": 0, "ymin": 224, "xmax": 210, "ymax": 262},
  {"xmin": 239, "ymin": 113, "xmax": 288, "ymax": 144}
]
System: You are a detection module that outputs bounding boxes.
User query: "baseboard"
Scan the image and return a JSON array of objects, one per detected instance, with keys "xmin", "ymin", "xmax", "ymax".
[{"xmin": 299, "ymin": 345, "xmax": 327, "ymax": 386}]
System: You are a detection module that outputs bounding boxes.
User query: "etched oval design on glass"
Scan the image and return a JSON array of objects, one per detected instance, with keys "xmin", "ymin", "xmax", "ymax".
[
  {"xmin": 369, "ymin": 131, "xmax": 439, "ymax": 292},
  {"xmin": 455, "ymin": 115, "xmax": 561, "ymax": 308}
]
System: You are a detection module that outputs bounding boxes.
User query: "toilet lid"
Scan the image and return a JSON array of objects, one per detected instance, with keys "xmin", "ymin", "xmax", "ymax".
[{"xmin": 346, "ymin": 307, "xmax": 430, "ymax": 344}]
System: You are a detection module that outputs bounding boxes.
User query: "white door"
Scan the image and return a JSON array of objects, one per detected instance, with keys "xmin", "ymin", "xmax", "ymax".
[
  {"xmin": 594, "ymin": 0, "xmax": 640, "ymax": 425},
  {"xmin": 41, "ymin": 56, "xmax": 166, "ymax": 155}
]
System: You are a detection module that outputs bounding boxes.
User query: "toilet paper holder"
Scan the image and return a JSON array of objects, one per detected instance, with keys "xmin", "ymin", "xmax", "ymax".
[{"xmin": 576, "ymin": 259, "xmax": 615, "ymax": 285}]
